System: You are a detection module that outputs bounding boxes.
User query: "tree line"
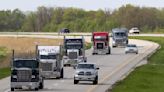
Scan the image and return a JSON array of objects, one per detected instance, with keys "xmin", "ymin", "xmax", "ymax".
[{"xmin": 0, "ymin": 4, "xmax": 164, "ymax": 32}]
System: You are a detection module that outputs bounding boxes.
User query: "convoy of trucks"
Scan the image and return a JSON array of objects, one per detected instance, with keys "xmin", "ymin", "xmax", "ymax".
[
  {"xmin": 62, "ymin": 36, "xmax": 87, "ymax": 66},
  {"xmin": 9, "ymin": 30, "xmax": 129, "ymax": 91},
  {"xmin": 112, "ymin": 28, "xmax": 129, "ymax": 47},
  {"xmin": 92, "ymin": 32, "xmax": 111, "ymax": 55},
  {"xmin": 37, "ymin": 46, "xmax": 64, "ymax": 79}
]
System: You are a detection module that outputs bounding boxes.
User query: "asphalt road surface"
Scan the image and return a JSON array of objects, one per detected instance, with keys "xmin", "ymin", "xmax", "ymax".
[{"xmin": 0, "ymin": 37, "xmax": 159, "ymax": 92}]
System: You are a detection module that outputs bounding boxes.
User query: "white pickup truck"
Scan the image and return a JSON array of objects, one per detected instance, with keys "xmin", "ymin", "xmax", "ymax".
[{"xmin": 74, "ymin": 63, "xmax": 99, "ymax": 84}]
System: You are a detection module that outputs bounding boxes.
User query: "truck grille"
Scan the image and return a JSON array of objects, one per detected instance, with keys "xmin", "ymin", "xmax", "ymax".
[
  {"xmin": 86, "ymin": 72, "xmax": 92, "ymax": 76},
  {"xmin": 96, "ymin": 43, "xmax": 104, "ymax": 49},
  {"xmin": 68, "ymin": 52, "xmax": 78, "ymax": 59},
  {"xmin": 116, "ymin": 39, "xmax": 123, "ymax": 43},
  {"xmin": 17, "ymin": 70, "xmax": 32, "ymax": 82},
  {"xmin": 40, "ymin": 62, "xmax": 53, "ymax": 71},
  {"xmin": 78, "ymin": 71, "xmax": 92, "ymax": 76}
]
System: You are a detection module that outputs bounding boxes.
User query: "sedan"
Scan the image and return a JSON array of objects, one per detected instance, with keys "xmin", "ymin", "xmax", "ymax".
[{"xmin": 125, "ymin": 44, "xmax": 138, "ymax": 54}]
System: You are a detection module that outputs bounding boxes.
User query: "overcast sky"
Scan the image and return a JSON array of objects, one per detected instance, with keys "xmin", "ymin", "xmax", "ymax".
[{"xmin": 0, "ymin": 0, "xmax": 164, "ymax": 11}]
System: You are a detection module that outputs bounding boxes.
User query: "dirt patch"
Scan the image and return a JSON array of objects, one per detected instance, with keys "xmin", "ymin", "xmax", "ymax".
[{"xmin": 0, "ymin": 37, "xmax": 63, "ymax": 68}]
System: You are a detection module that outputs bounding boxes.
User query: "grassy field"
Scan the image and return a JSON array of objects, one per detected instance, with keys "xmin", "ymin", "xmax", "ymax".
[
  {"xmin": 111, "ymin": 37, "xmax": 164, "ymax": 92},
  {"xmin": 0, "ymin": 67, "xmax": 10, "ymax": 79}
]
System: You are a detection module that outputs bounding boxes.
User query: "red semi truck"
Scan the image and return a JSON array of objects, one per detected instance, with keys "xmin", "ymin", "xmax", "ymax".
[{"xmin": 92, "ymin": 32, "xmax": 111, "ymax": 55}]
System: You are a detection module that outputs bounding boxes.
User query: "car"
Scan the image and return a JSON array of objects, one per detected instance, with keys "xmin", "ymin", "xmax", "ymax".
[
  {"xmin": 129, "ymin": 27, "xmax": 140, "ymax": 34},
  {"xmin": 59, "ymin": 28, "xmax": 70, "ymax": 33},
  {"xmin": 74, "ymin": 63, "xmax": 99, "ymax": 85},
  {"xmin": 125, "ymin": 44, "xmax": 138, "ymax": 54}
]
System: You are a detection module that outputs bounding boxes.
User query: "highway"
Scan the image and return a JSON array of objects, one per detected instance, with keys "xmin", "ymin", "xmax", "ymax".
[{"xmin": 0, "ymin": 34, "xmax": 160, "ymax": 92}]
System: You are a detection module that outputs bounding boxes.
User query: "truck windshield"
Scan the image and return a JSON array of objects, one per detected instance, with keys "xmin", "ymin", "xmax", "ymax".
[
  {"xmin": 114, "ymin": 32, "xmax": 126, "ymax": 37},
  {"xmin": 40, "ymin": 55, "xmax": 56, "ymax": 59},
  {"xmin": 77, "ymin": 64, "xmax": 94, "ymax": 69},
  {"xmin": 13, "ymin": 60, "xmax": 38, "ymax": 68},
  {"xmin": 66, "ymin": 44, "xmax": 82, "ymax": 49},
  {"xmin": 94, "ymin": 36, "xmax": 107, "ymax": 41}
]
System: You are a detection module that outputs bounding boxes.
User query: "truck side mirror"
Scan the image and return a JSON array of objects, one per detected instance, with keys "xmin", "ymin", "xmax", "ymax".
[
  {"xmin": 73, "ymin": 66, "xmax": 77, "ymax": 69},
  {"xmin": 96, "ymin": 67, "xmax": 99, "ymax": 70}
]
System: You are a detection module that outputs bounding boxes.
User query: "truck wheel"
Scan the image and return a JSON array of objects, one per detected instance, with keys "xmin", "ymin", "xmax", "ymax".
[
  {"xmin": 39, "ymin": 81, "xmax": 44, "ymax": 89},
  {"xmin": 60, "ymin": 68, "xmax": 64, "ymax": 78},
  {"xmin": 112, "ymin": 45, "xmax": 116, "ymax": 48},
  {"xmin": 35, "ymin": 87, "xmax": 39, "ymax": 91},
  {"xmin": 93, "ymin": 76, "xmax": 98, "ymax": 85},
  {"xmin": 74, "ymin": 79, "xmax": 79, "ymax": 84},
  {"xmin": 11, "ymin": 88, "xmax": 14, "ymax": 91},
  {"xmin": 107, "ymin": 48, "xmax": 111, "ymax": 54},
  {"xmin": 92, "ymin": 53, "xmax": 95, "ymax": 55}
]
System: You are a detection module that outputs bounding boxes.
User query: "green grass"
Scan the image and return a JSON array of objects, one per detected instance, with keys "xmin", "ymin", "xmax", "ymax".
[
  {"xmin": 0, "ymin": 67, "xmax": 10, "ymax": 79},
  {"xmin": 0, "ymin": 47, "xmax": 7, "ymax": 61},
  {"xmin": 112, "ymin": 37, "xmax": 164, "ymax": 92}
]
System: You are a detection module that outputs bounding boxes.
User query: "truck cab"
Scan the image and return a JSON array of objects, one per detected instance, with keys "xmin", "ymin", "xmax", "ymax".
[
  {"xmin": 63, "ymin": 36, "xmax": 87, "ymax": 66},
  {"xmin": 92, "ymin": 32, "xmax": 111, "ymax": 55},
  {"xmin": 10, "ymin": 51, "xmax": 44, "ymax": 91},
  {"xmin": 112, "ymin": 28, "xmax": 129, "ymax": 47},
  {"xmin": 37, "ymin": 46, "xmax": 64, "ymax": 79}
]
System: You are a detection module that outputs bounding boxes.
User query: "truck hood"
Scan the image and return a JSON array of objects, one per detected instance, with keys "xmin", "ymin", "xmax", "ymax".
[
  {"xmin": 67, "ymin": 49, "xmax": 79, "ymax": 52},
  {"xmin": 40, "ymin": 59, "xmax": 56, "ymax": 62},
  {"xmin": 14, "ymin": 67, "xmax": 32, "ymax": 71}
]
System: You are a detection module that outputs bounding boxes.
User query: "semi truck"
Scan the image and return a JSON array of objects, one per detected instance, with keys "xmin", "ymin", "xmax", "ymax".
[
  {"xmin": 112, "ymin": 28, "xmax": 129, "ymax": 47},
  {"xmin": 92, "ymin": 32, "xmax": 111, "ymax": 55},
  {"xmin": 63, "ymin": 36, "xmax": 87, "ymax": 66},
  {"xmin": 37, "ymin": 46, "xmax": 64, "ymax": 79},
  {"xmin": 10, "ymin": 50, "xmax": 44, "ymax": 91}
]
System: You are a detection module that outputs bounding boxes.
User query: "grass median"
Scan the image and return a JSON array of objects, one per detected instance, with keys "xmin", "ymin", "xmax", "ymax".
[{"xmin": 111, "ymin": 37, "xmax": 164, "ymax": 92}]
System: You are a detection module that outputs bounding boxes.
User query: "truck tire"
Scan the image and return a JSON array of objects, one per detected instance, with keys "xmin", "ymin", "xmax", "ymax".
[
  {"xmin": 107, "ymin": 48, "xmax": 111, "ymax": 54},
  {"xmin": 93, "ymin": 76, "xmax": 98, "ymax": 85},
  {"xmin": 112, "ymin": 45, "xmax": 116, "ymax": 48},
  {"xmin": 60, "ymin": 68, "xmax": 64, "ymax": 78},
  {"xmin": 35, "ymin": 87, "xmax": 39, "ymax": 91},
  {"xmin": 11, "ymin": 88, "xmax": 14, "ymax": 91},
  {"xmin": 39, "ymin": 81, "xmax": 44, "ymax": 89},
  {"xmin": 74, "ymin": 79, "xmax": 79, "ymax": 84}
]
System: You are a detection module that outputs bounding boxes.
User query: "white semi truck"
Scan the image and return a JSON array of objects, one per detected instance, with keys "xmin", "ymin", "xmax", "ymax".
[{"xmin": 37, "ymin": 46, "xmax": 64, "ymax": 79}]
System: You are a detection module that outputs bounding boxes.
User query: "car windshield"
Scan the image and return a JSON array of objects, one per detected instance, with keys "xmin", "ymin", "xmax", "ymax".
[
  {"xmin": 127, "ymin": 45, "xmax": 136, "ymax": 47},
  {"xmin": 40, "ymin": 55, "xmax": 56, "ymax": 59},
  {"xmin": 66, "ymin": 44, "xmax": 82, "ymax": 49},
  {"xmin": 13, "ymin": 60, "xmax": 38, "ymax": 68},
  {"xmin": 114, "ymin": 32, "xmax": 126, "ymax": 37},
  {"xmin": 77, "ymin": 64, "xmax": 94, "ymax": 69},
  {"xmin": 94, "ymin": 36, "xmax": 107, "ymax": 41}
]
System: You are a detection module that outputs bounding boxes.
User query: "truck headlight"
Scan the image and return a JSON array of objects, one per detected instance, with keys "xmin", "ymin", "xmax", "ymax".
[
  {"xmin": 12, "ymin": 75, "xmax": 17, "ymax": 78},
  {"xmin": 31, "ymin": 75, "xmax": 36, "ymax": 78}
]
